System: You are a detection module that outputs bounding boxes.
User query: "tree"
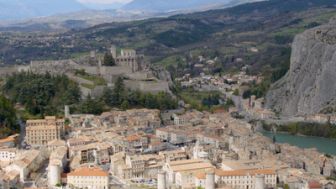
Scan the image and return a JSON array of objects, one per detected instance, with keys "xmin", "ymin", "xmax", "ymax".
[
  {"xmin": 78, "ymin": 95, "xmax": 104, "ymax": 115},
  {"xmin": 3, "ymin": 72, "xmax": 81, "ymax": 116},
  {"xmin": 121, "ymin": 100, "xmax": 129, "ymax": 110},
  {"xmin": 233, "ymin": 89, "xmax": 240, "ymax": 96},
  {"xmin": 0, "ymin": 95, "xmax": 17, "ymax": 138},
  {"xmin": 103, "ymin": 52, "xmax": 116, "ymax": 66},
  {"xmin": 102, "ymin": 87, "xmax": 114, "ymax": 106},
  {"xmin": 111, "ymin": 77, "xmax": 126, "ymax": 106}
]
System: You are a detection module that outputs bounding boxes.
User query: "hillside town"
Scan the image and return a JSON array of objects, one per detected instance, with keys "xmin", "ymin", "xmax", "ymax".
[
  {"xmin": 0, "ymin": 45, "xmax": 335, "ymax": 189},
  {"xmin": 1, "ymin": 1, "xmax": 336, "ymax": 189},
  {"xmin": 0, "ymin": 105, "xmax": 335, "ymax": 189}
]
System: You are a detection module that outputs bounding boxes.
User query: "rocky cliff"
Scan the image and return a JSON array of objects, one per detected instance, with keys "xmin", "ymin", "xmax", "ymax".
[{"xmin": 266, "ymin": 18, "xmax": 336, "ymax": 116}]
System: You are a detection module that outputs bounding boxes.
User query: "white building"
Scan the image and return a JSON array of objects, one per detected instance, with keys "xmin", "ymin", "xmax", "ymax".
[
  {"xmin": 215, "ymin": 169, "xmax": 277, "ymax": 189},
  {"xmin": 48, "ymin": 146, "xmax": 68, "ymax": 187},
  {"xmin": 0, "ymin": 148, "xmax": 16, "ymax": 162},
  {"xmin": 163, "ymin": 159, "xmax": 214, "ymax": 189},
  {"xmin": 67, "ymin": 166, "xmax": 109, "ymax": 189}
]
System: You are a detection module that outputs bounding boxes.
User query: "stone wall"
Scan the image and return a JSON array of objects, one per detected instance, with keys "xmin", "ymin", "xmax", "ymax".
[{"xmin": 124, "ymin": 80, "xmax": 170, "ymax": 94}]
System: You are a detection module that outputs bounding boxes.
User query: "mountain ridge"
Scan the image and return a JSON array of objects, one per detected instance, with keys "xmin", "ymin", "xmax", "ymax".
[
  {"xmin": 121, "ymin": 0, "xmax": 262, "ymax": 12},
  {"xmin": 0, "ymin": 0, "xmax": 263, "ymax": 21}
]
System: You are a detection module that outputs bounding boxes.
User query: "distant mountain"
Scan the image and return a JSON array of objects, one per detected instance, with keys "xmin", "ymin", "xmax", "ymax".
[
  {"xmin": 1, "ymin": 0, "xmax": 335, "ymax": 66},
  {"xmin": 0, "ymin": 0, "xmax": 86, "ymax": 20},
  {"xmin": 122, "ymin": 0, "xmax": 262, "ymax": 12},
  {"xmin": 83, "ymin": 2, "xmax": 125, "ymax": 10}
]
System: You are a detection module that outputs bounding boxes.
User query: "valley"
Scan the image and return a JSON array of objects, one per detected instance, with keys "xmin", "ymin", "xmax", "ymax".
[{"xmin": 0, "ymin": 0, "xmax": 335, "ymax": 78}]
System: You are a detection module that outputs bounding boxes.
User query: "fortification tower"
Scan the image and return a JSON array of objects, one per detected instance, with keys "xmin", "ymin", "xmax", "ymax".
[
  {"xmin": 158, "ymin": 171, "xmax": 167, "ymax": 189},
  {"xmin": 110, "ymin": 45, "xmax": 117, "ymax": 58},
  {"xmin": 255, "ymin": 174, "xmax": 265, "ymax": 189},
  {"xmin": 205, "ymin": 172, "xmax": 215, "ymax": 189}
]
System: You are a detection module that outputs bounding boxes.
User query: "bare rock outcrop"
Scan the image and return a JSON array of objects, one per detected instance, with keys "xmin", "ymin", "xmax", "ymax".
[{"xmin": 266, "ymin": 19, "xmax": 336, "ymax": 116}]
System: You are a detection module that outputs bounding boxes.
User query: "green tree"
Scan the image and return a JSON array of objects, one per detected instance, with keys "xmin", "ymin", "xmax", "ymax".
[
  {"xmin": 103, "ymin": 52, "xmax": 116, "ymax": 66},
  {"xmin": 121, "ymin": 100, "xmax": 129, "ymax": 110},
  {"xmin": 0, "ymin": 95, "xmax": 18, "ymax": 138},
  {"xmin": 79, "ymin": 95, "xmax": 104, "ymax": 115},
  {"xmin": 233, "ymin": 89, "xmax": 240, "ymax": 96},
  {"xmin": 111, "ymin": 77, "xmax": 126, "ymax": 106},
  {"xmin": 3, "ymin": 72, "xmax": 81, "ymax": 116}
]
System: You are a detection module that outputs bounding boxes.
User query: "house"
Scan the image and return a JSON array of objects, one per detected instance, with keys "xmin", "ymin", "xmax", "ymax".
[
  {"xmin": 67, "ymin": 166, "xmax": 109, "ymax": 189},
  {"xmin": 215, "ymin": 168, "xmax": 277, "ymax": 189},
  {"xmin": 0, "ymin": 148, "xmax": 17, "ymax": 162},
  {"xmin": 5, "ymin": 150, "xmax": 45, "ymax": 182},
  {"xmin": 163, "ymin": 159, "xmax": 214, "ymax": 189}
]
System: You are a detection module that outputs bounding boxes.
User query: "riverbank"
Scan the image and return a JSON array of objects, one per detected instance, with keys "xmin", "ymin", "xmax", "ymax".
[
  {"xmin": 260, "ymin": 121, "xmax": 336, "ymax": 139},
  {"xmin": 262, "ymin": 131, "xmax": 336, "ymax": 155}
]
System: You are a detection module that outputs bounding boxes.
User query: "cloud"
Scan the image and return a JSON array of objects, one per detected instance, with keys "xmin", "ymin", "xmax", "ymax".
[{"xmin": 77, "ymin": 0, "xmax": 133, "ymax": 4}]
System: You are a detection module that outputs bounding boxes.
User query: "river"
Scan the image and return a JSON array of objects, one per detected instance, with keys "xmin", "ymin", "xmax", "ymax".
[{"xmin": 262, "ymin": 131, "xmax": 336, "ymax": 155}]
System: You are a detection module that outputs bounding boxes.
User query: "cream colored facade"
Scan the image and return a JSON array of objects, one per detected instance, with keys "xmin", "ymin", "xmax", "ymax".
[
  {"xmin": 215, "ymin": 169, "xmax": 277, "ymax": 189},
  {"xmin": 67, "ymin": 167, "xmax": 109, "ymax": 189},
  {"xmin": 163, "ymin": 159, "xmax": 214, "ymax": 189},
  {"xmin": 26, "ymin": 116, "xmax": 64, "ymax": 147},
  {"xmin": 110, "ymin": 153, "xmax": 163, "ymax": 180}
]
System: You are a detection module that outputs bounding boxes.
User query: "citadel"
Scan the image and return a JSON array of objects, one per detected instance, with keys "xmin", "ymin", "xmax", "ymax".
[{"xmin": 0, "ymin": 45, "xmax": 171, "ymax": 98}]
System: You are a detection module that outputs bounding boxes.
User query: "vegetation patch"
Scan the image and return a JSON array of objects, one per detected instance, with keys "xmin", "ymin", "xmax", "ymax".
[
  {"xmin": 75, "ymin": 69, "xmax": 106, "ymax": 86},
  {"xmin": 3, "ymin": 72, "xmax": 81, "ymax": 116},
  {"xmin": 262, "ymin": 121, "xmax": 336, "ymax": 139}
]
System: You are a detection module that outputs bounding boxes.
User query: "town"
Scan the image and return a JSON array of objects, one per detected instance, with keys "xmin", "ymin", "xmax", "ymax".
[
  {"xmin": 0, "ymin": 44, "xmax": 335, "ymax": 189},
  {"xmin": 0, "ymin": 104, "xmax": 335, "ymax": 189},
  {"xmin": 0, "ymin": 1, "xmax": 336, "ymax": 189}
]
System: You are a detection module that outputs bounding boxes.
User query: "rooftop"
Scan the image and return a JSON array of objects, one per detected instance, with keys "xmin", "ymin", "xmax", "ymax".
[
  {"xmin": 67, "ymin": 166, "xmax": 108, "ymax": 177},
  {"xmin": 215, "ymin": 169, "xmax": 275, "ymax": 177}
]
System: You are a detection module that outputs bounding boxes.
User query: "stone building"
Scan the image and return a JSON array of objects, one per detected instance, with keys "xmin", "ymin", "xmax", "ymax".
[
  {"xmin": 110, "ymin": 153, "xmax": 164, "ymax": 180},
  {"xmin": 215, "ymin": 169, "xmax": 277, "ymax": 189},
  {"xmin": 67, "ymin": 166, "xmax": 109, "ymax": 189},
  {"xmin": 0, "ymin": 148, "xmax": 17, "ymax": 162},
  {"xmin": 69, "ymin": 142, "xmax": 112, "ymax": 165},
  {"xmin": 111, "ymin": 46, "xmax": 146, "ymax": 72},
  {"xmin": 25, "ymin": 116, "xmax": 65, "ymax": 147},
  {"xmin": 5, "ymin": 150, "xmax": 45, "ymax": 182},
  {"xmin": 163, "ymin": 159, "xmax": 214, "ymax": 189}
]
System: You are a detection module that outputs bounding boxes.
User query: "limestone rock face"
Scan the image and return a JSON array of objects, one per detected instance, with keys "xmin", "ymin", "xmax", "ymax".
[{"xmin": 266, "ymin": 19, "xmax": 336, "ymax": 116}]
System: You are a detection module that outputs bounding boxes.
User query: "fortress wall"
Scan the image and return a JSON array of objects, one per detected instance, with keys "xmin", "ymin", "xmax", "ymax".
[{"xmin": 124, "ymin": 80, "xmax": 170, "ymax": 94}]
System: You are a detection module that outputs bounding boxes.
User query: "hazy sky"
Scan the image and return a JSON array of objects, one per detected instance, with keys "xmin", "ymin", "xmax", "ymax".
[{"xmin": 77, "ymin": 0, "xmax": 132, "ymax": 4}]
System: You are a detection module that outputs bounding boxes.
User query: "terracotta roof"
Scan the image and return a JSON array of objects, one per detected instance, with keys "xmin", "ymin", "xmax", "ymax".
[
  {"xmin": 171, "ymin": 162, "xmax": 214, "ymax": 172},
  {"xmin": 215, "ymin": 169, "xmax": 275, "ymax": 177},
  {"xmin": 0, "ymin": 136, "xmax": 15, "ymax": 143},
  {"xmin": 195, "ymin": 172, "xmax": 206, "ymax": 180},
  {"xmin": 309, "ymin": 181, "xmax": 322, "ymax": 189},
  {"xmin": 125, "ymin": 134, "xmax": 141, "ymax": 142},
  {"xmin": 150, "ymin": 141, "xmax": 162, "ymax": 146},
  {"xmin": 169, "ymin": 159, "xmax": 204, "ymax": 166},
  {"xmin": 67, "ymin": 167, "xmax": 108, "ymax": 177}
]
